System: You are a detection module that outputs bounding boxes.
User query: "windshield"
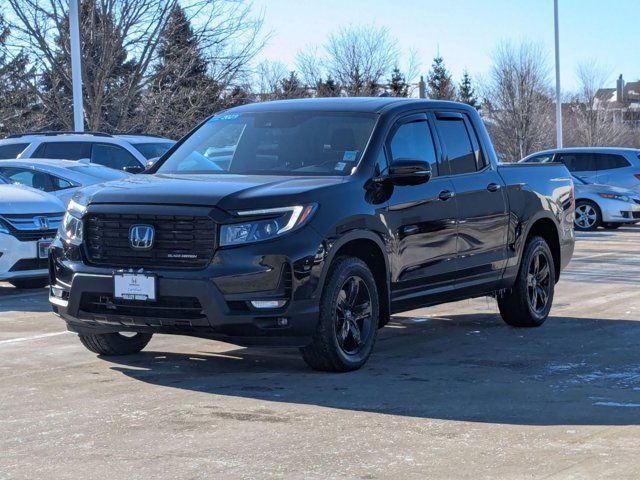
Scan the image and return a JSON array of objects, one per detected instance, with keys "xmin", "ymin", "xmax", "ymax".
[
  {"xmin": 157, "ymin": 111, "xmax": 377, "ymax": 176},
  {"xmin": 133, "ymin": 142, "xmax": 176, "ymax": 159},
  {"xmin": 68, "ymin": 165, "xmax": 130, "ymax": 180}
]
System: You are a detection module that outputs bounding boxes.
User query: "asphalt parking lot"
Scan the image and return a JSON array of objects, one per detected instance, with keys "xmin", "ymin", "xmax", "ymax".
[{"xmin": 1, "ymin": 228, "xmax": 640, "ymax": 480}]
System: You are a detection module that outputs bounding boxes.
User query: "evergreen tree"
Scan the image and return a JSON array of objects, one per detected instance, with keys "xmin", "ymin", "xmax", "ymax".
[
  {"xmin": 316, "ymin": 77, "xmax": 340, "ymax": 97},
  {"xmin": 145, "ymin": 4, "xmax": 219, "ymax": 137},
  {"xmin": 279, "ymin": 71, "xmax": 309, "ymax": 98},
  {"xmin": 388, "ymin": 67, "xmax": 409, "ymax": 97},
  {"xmin": 426, "ymin": 55, "xmax": 455, "ymax": 100},
  {"xmin": 458, "ymin": 70, "xmax": 478, "ymax": 109}
]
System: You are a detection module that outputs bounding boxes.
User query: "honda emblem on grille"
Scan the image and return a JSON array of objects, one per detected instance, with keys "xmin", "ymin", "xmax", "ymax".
[
  {"xmin": 129, "ymin": 225, "xmax": 155, "ymax": 250},
  {"xmin": 34, "ymin": 216, "xmax": 49, "ymax": 230}
]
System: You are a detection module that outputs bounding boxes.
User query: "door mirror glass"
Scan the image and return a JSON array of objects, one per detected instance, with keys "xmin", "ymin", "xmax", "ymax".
[{"xmin": 387, "ymin": 159, "xmax": 432, "ymax": 186}]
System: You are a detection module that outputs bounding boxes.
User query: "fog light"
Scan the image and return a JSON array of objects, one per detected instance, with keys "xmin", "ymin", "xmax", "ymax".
[
  {"xmin": 277, "ymin": 317, "xmax": 289, "ymax": 327},
  {"xmin": 250, "ymin": 299, "xmax": 287, "ymax": 309},
  {"xmin": 51, "ymin": 286, "xmax": 65, "ymax": 298}
]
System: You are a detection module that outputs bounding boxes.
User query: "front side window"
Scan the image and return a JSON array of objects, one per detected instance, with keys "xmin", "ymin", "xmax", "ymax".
[
  {"xmin": 157, "ymin": 112, "xmax": 377, "ymax": 176},
  {"xmin": 0, "ymin": 143, "xmax": 29, "ymax": 159},
  {"xmin": 525, "ymin": 154, "xmax": 554, "ymax": 163},
  {"xmin": 0, "ymin": 167, "xmax": 53, "ymax": 191},
  {"xmin": 91, "ymin": 144, "xmax": 140, "ymax": 170},
  {"xmin": 435, "ymin": 117, "xmax": 476, "ymax": 175},
  {"xmin": 388, "ymin": 120, "xmax": 438, "ymax": 176},
  {"xmin": 133, "ymin": 142, "xmax": 176, "ymax": 160}
]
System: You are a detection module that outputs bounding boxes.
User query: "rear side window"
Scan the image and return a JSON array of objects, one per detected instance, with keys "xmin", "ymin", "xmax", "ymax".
[
  {"xmin": 597, "ymin": 154, "xmax": 630, "ymax": 170},
  {"xmin": 555, "ymin": 153, "xmax": 596, "ymax": 172},
  {"xmin": 0, "ymin": 143, "xmax": 28, "ymax": 159},
  {"xmin": 90, "ymin": 143, "xmax": 140, "ymax": 170},
  {"xmin": 389, "ymin": 120, "xmax": 438, "ymax": 176},
  {"xmin": 525, "ymin": 154, "xmax": 554, "ymax": 163},
  {"xmin": 33, "ymin": 142, "xmax": 91, "ymax": 160},
  {"xmin": 133, "ymin": 142, "xmax": 175, "ymax": 160},
  {"xmin": 434, "ymin": 117, "xmax": 476, "ymax": 175},
  {"xmin": 0, "ymin": 167, "xmax": 53, "ymax": 191}
]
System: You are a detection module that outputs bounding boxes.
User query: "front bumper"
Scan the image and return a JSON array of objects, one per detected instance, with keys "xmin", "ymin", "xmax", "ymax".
[
  {"xmin": 49, "ymin": 226, "xmax": 327, "ymax": 347},
  {"xmin": 600, "ymin": 199, "xmax": 640, "ymax": 223},
  {"xmin": 0, "ymin": 233, "xmax": 50, "ymax": 281}
]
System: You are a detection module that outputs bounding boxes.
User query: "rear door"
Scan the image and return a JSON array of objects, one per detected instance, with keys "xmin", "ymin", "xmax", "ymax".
[
  {"xmin": 381, "ymin": 113, "xmax": 458, "ymax": 303},
  {"xmin": 595, "ymin": 153, "xmax": 631, "ymax": 185},
  {"xmin": 555, "ymin": 152, "xmax": 597, "ymax": 183},
  {"xmin": 433, "ymin": 111, "xmax": 509, "ymax": 288}
]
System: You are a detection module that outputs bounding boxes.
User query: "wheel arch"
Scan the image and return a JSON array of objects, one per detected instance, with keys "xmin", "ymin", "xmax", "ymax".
[
  {"xmin": 320, "ymin": 230, "xmax": 390, "ymax": 328},
  {"xmin": 524, "ymin": 216, "xmax": 561, "ymax": 282}
]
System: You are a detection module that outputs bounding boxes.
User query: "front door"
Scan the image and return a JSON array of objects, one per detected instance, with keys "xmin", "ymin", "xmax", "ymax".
[{"xmin": 380, "ymin": 113, "xmax": 458, "ymax": 307}]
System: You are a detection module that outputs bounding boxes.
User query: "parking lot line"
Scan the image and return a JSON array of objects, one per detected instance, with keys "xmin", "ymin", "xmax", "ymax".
[{"xmin": 0, "ymin": 331, "xmax": 69, "ymax": 345}]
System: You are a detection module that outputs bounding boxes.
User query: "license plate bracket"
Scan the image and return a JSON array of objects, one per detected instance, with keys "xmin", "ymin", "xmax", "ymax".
[
  {"xmin": 113, "ymin": 272, "xmax": 157, "ymax": 301},
  {"xmin": 38, "ymin": 240, "xmax": 52, "ymax": 259}
]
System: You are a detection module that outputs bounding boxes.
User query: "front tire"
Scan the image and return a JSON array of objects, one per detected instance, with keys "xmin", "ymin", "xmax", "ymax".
[
  {"xmin": 78, "ymin": 332, "xmax": 153, "ymax": 356},
  {"xmin": 301, "ymin": 256, "xmax": 379, "ymax": 372},
  {"xmin": 498, "ymin": 236, "xmax": 555, "ymax": 328},
  {"xmin": 574, "ymin": 200, "xmax": 601, "ymax": 231}
]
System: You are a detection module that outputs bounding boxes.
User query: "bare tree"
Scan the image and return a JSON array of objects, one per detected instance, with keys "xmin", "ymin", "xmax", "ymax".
[
  {"xmin": 483, "ymin": 41, "xmax": 555, "ymax": 161},
  {"xmin": 4, "ymin": 0, "xmax": 265, "ymax": 132},
  {"xmin": 565, "ymin": 60, "xmax": 631, "ymax": 146}
]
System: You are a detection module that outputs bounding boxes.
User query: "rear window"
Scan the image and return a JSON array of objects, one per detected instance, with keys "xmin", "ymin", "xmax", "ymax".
[
  {"xmin": 0, "ymin": 143, "xmax": 29, "ymax": 159},
  {"xmin": 67, "ymin": 165, "xmax": 129, "ymax": 181},
  {"xmin": 132, "ymin": 142, "xmax": 176, "ymax": 159}
]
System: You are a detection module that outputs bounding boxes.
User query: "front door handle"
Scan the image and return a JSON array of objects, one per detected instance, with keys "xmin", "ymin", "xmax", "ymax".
[
  {"xmin": 438, "ymin": 190, "xmax": 455, "ymax": 201},
  {"xmin": 487, "ymin": 183, "xmax": 501, "ymax": 192}
]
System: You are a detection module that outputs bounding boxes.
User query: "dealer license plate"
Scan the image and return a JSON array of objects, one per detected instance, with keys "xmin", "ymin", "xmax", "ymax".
[
  {"xmin": 38, "ymin": 240, "xmax": 52, "ymax": 259},
  {"xmin": 113, "ymin": 273, "xmax": 156, "ymax": 301}
]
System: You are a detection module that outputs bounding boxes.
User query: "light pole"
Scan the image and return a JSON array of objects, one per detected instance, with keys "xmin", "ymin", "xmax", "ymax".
[
  {"xmin": 69, "ymin": 0, "xmax": 84, "ymax": 132},
  {"xmin": 554, "ymin": 0, "xmax": 562, "ymax": 148}
]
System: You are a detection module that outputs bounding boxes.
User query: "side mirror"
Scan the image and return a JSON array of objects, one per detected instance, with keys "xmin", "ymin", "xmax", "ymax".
[
  {"xmin": 123, "ymin": 165, "xmax": 145, "ymax": 174},
  {"xmin": 384, "ymin": 159, "xmax": 432, "ymax": 186}
]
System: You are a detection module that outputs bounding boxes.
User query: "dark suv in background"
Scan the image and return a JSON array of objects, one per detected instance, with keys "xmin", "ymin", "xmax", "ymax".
[{"xmin": 50, "ymin": 98, "xmax": 574, "ymax": 371}]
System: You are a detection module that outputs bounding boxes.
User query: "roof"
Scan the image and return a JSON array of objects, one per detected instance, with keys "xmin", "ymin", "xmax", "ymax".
[
  {"xmin": 528, "ymin": 147, "xmax": 640, "ymax": 156},
  {"xmin": 113, "ymin": 134, "xmax": 175, "ymax": 143},
  {"xmin": 224, "ymin": 97, "xmax": 473, "ymax": 115},
  {"xmin": 0, "ymin": 158, "xmax": 86, "ymax": 168}
]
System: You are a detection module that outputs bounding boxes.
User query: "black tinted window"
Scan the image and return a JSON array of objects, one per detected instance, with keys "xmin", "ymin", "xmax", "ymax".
[
  {"xmin": 34, "ymin": 142, "xmax": 91, "ymax": 160},
  {"xmin": 133, "ymin": 142, "xmax": 175, "ymax": 159},
  {"xmin": 597, "ymin": 154, "xmax": 629, "ymax": 170},
  {"xmin": 389, "ymin": 121, "xmax": 438, "ymax": 176},
  {"xmin": 435, "ymin": 118, "xmax": 476, "ymax": 175},
  {"xmin": 91, "ymin": 144, "xmax": 140, "ymax": 170},
  {"xmin": 556, "ymin": 153, "xmax": 596, "ymax": 172},
  {"xmin": 0, "ymin": 143, "xmax": 28, "ymax": 158}
]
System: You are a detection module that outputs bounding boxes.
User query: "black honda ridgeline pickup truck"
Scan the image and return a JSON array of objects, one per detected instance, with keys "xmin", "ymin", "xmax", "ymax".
[{"xmin": 50, "ymin": 98, "xmax": 575, "ymax": 371}]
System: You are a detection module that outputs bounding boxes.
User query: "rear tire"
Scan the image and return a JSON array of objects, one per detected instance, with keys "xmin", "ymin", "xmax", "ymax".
[
  {"xmin": 498, "ymin": 236, "xmax": 555, "ymax": 328},
  {"xmin": 78, "ymin": 332, "xmax": 153, "ymax": 356},
  {"xmin": 301, "ymin": 256, "xmax": 379, "ymax": 372},
  {"xmin": 9, "ymin": 278, "xmax": 48, "ymax": 289},
  {"xmin": 574, "ymin": 200, "xmax": 601, "ymax": 231}
]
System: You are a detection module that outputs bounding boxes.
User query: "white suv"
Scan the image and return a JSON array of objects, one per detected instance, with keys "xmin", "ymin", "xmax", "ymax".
[
  {"xmin": 0, "ymin": 175, "xmax": 65, "ymax": 289},
  {"xmin": 0, "ymin": 132, "xmax": 175, "ymax": 172}
]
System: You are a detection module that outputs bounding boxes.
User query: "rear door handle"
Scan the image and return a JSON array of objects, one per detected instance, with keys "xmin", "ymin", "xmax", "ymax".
[
  {"xmin": 438, "ymin": 190, "xmax": 455, "ymax": 201},
  {"xmin": 487, "ymin": 183, "xmax": 501, "ymax": 192}
]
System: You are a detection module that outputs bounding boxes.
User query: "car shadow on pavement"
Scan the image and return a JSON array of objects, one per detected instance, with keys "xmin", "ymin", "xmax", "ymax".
[{"xmin": 105, "ymin": 313, "xmax": 640, "ymax": 426}]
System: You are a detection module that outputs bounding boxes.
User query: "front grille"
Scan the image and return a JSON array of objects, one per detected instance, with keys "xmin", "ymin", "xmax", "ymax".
[
  {"xmin": 80, "ymin": 293, "xmax": 205, "ymax": 320},
  {"xmin": 634, "ymin": 199, "xmax": 640, "ymax": 205},
  {"xmin": 633, "ymin": 212, "xmax": 640, "ymax": 219},
  {"xmin": 1, "ymin": 213, "xmax": 62, "ymax": 242},
  {"xmin": 9, "ymin": 258, "xmax": 48, "ymax": 272},
  {"xmin": 84, "ymin": 213, "xmax": 216, "ymax": 269}
]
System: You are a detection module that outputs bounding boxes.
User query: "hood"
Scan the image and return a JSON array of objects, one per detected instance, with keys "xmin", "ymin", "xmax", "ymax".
[
  {"xmin": 575, "ymin": 182, "xmax": 639, "ymax": 198},
  {"xmin": 76, "ymin": 173, "xmax": 346, "ymax": 211},
  {"xmin": 0, "ymin": 184, "xmax": 65, "ymax": 214}
]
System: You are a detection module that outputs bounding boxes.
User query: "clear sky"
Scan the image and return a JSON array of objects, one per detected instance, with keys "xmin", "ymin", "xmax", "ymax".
[{"xmin": 250, "ymin": 0, "xmax": 638, "ymax": 93}]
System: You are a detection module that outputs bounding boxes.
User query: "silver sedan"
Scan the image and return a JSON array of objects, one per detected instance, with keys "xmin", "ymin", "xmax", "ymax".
[{"xmin": 573, "ymin": 175, "xmax": 640, "ymax": 231}]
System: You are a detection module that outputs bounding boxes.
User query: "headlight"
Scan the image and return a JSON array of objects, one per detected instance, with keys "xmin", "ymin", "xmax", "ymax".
[
  {"xmin": 59, "ymin": 211, "xmax": 83, "ymax": 245},
  {"xmin": 220, "ymin": 205, "xmax": 316, "ymax": 246},
  {"xmin": 599, "ymin": 193, "xmax": 631, "ymax": 203}
]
